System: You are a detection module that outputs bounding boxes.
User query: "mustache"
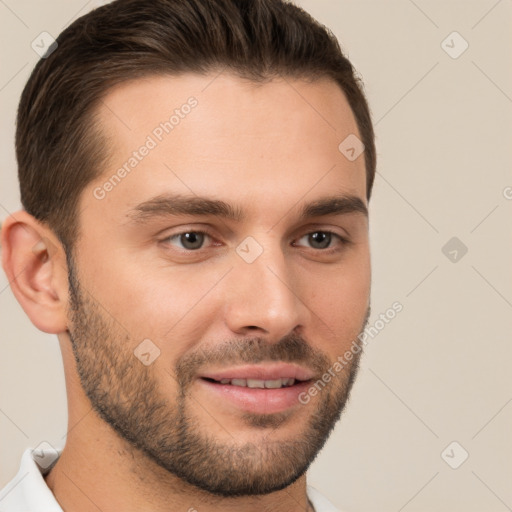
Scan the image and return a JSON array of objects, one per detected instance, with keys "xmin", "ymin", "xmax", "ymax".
[{"xmin": 174, "ymin": 332, "xmax": 331, "ymax": 389}]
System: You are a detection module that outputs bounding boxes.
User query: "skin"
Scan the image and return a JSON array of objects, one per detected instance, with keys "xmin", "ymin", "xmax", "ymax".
[{"xmin": 1, "ymin": 72, "xmax": 370, "ymax": 512}]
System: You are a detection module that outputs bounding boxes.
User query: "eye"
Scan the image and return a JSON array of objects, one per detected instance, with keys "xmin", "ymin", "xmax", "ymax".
[
  {"xmin": 166, "ymin": 231, "xmax": 210, "ymax": 250},
  {"xmin": 295, "ymin": 231, "xmax": 345, "ymax": 250}
]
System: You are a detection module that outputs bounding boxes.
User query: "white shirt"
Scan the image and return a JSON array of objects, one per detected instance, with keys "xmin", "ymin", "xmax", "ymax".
[{"xmin": 0, "ymin": 448, "xmax": 342, "ymax": 512}]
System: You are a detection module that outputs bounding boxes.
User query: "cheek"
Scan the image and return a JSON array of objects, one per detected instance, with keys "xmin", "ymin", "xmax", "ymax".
[
  {"xmin": 84, "ymin": 252, "xmax": 227, "ymax": 353},
  {"xmin": 303, "ymin": 252, "xmax": 370, "ymax": 350}
]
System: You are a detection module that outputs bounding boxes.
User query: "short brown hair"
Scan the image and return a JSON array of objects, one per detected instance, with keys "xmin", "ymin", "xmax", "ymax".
[{"xmin": 17, "ymin": 0, "xmax": 376, "ymax": 248}]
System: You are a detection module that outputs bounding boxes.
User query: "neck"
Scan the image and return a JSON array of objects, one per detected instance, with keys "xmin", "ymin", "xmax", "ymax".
[
  {"xmin": 45, "ymin": 400, "xmax": 311, "ymax": 512},
  {"xmin": 46, "ymin": 339, "xmax": 313, "ymax": 512},
  {"xmin": 45, "ymin": 430, "xmax": 311, "ymax": 512}
]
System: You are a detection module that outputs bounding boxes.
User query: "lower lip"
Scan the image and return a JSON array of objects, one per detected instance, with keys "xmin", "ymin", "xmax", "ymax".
[{"xmin": 198, "ymin": 378, "xmax": 312, "ymax": 414}]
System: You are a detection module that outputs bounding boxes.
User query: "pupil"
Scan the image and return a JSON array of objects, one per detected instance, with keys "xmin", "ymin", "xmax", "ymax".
[
  {"xmin": 310, "ymin": 232, "xmax": 330, "ymax": 249},
  {"xmin": 181, "ymin": 232, "xmax": 203, "ymax": 250}
]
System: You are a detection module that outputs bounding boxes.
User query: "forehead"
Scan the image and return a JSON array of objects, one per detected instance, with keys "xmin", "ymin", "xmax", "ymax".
[{"xmin": 88, "ymin": 72, "xmax": 366, "ymax": 219}]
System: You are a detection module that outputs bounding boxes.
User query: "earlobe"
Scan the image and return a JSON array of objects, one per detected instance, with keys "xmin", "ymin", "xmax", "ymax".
[{"xmin": 1, "ymin": 211, "xmax": 69, "ymax": 334}]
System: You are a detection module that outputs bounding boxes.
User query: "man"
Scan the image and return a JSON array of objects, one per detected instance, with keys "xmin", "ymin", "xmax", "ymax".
[{"xmin": 0, "ymin": 0, "xmax": 375, "ymax": 510}]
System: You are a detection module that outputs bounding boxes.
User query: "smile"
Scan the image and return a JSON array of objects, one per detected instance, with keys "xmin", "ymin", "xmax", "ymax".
[
  {"xmin": 197, "ymin": 363, "xmax": 316, "ymax": 414},
  {"xmin": 204, "ymin": 377, "xmax": 297, "ymax": 388}
]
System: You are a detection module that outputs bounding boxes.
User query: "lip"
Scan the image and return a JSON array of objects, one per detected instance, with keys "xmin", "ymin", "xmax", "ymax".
[
  {"xmin": 198, "ymin": 378, "xmax": 313, "ymax": 414},
  {"xmin": 200, "ymin": 363, "xmax": 316, "ymax": 382},
  {"xmin": 197, "ymin": 363, "xmax": 316, "ymax": 415}
]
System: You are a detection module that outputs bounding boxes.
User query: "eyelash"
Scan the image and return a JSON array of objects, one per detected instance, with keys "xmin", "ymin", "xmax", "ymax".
[
  {"xmin": 160, "ymin": 229, "xmax": 350, "ymax": 253},
  {"xmin": 294, "ymin": 231, "xmax": 350, "ymax": 252}
]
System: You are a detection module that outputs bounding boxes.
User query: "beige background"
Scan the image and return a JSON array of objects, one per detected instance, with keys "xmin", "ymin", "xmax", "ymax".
[{"xmin": 1, "ymin": 1, "xmax": 511, "ymax": 511}]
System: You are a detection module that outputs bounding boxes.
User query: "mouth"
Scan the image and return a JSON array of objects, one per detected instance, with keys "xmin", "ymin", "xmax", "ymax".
[
  {"xmin": 201, "ymin": 377, "xmax": 299, "ymax": 389},
  {"xmin": 196, "ymin": 364, "xmax": 316, "ymax": 415}
]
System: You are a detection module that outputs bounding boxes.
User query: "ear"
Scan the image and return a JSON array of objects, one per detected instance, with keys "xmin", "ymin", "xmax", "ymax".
[{"xmin": 1, "ymin": 210, "xmax": 69, "ymax": 334}]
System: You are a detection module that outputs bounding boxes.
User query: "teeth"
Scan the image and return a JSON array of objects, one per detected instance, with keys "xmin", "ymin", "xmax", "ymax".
[
  {"xmin": 247, "ymin": 379, "xmax": 265, "ymax": 388},
  {"xmin": 218, "ymin": 378, "xmax": 296, "ymax": 388}
]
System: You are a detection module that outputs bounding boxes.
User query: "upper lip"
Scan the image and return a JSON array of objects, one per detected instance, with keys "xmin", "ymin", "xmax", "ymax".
[{"xmin": 200, "ymin": 363, "xmax": 315, "ymax": 382}]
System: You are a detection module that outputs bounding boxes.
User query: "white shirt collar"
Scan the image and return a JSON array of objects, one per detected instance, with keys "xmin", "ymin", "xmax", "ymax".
[
  {"xmin": 0, "ymin": 447, "xmax": 342, "ymax": 512},
  {"xmin": 0, "ymin": 447, "xmax": 63, "ymax": 512}
]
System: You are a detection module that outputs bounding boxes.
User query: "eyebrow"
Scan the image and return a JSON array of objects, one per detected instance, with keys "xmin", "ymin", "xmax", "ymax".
[
  {"xmin": 299, "ymin": 195, "xmax": 368, "ymax": 219},
  {"xmin": 126, "ymin": 193, "xmax": 367, "ymax": 223},
  {"xmin": 127, "ymin": 194, "xmax": 244, "ymax": 222}
]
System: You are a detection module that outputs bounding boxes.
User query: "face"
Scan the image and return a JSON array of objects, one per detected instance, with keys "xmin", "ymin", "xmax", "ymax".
[{"xmin": 67, "ymin": 73, "xmax": 370, "ymax": 496}]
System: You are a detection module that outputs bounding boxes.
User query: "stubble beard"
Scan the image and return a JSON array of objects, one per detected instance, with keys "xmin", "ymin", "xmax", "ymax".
[{"xmin": 66, "ymin": 254, "xmax": 366, "ymax": 497}]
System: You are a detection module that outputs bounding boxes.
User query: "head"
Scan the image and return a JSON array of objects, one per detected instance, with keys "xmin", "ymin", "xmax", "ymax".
[{"xmin": 3, "ymin": 0, "xmax": 375, "ymax": 498}]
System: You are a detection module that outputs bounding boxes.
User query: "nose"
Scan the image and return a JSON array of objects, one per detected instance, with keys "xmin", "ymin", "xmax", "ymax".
[{"xmin": 223, "ymin": 244, "xmax": 311, "ymax": 341}]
